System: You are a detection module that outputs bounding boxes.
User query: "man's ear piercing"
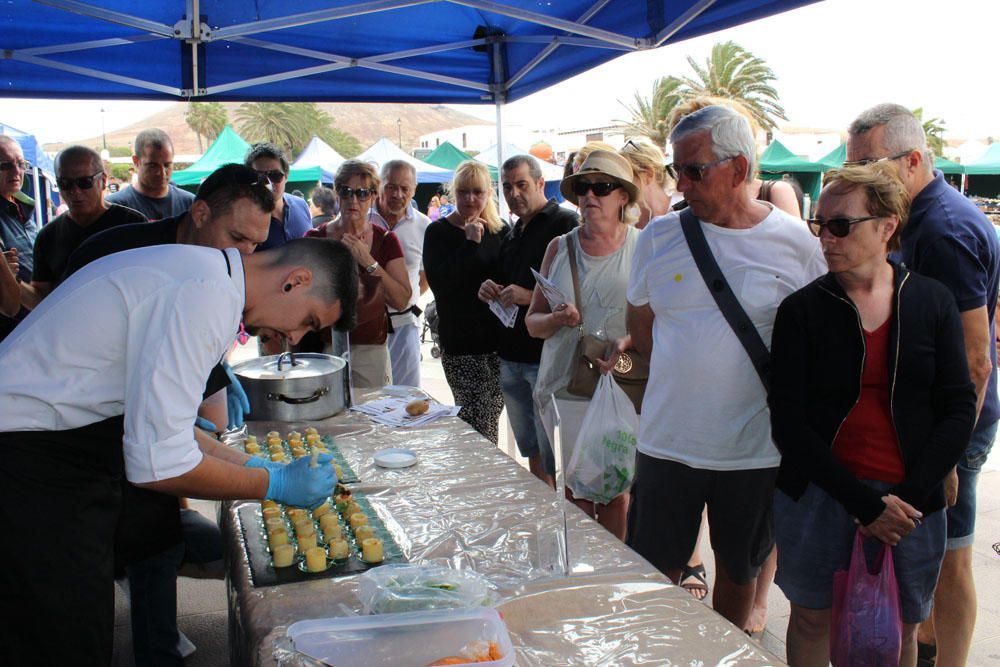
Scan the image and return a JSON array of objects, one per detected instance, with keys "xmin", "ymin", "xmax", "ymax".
[{"xmin": 283, "ymin": 284, "xmax": 292, "ymax": 292}]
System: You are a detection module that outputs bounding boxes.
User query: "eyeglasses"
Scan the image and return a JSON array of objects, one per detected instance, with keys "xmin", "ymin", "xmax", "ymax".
[
  {"xmin": 56, "ymin": 171, "xmax": 104, "ymax": 191},
  {"xmin": 571, "ymin": 181, "xmax": 621, "ymax": 197},
  {"xmin": 621, "ymin": 139, "xmax": 642, "ymax": 153},
  {"xmin": 807, "ymin": 216, "xmax": 879, "ymax": 238},
  {"xmin": 0, "ymin": 160, "xmax": 28, "ymax": 172},
  {"xmin": 842, "ymin": 149, "xmax": 914, "ymax": 168},
  {"xmin": 337, "ymin": 186, "xmax": 374, "ymax": 201},
  {"xmin": 666, "ymin": 156, "xmax": 734, "ymax": 182},
  {"xmin": 255, "ymin": 169, "xmax": 286, "ymax": 183}
]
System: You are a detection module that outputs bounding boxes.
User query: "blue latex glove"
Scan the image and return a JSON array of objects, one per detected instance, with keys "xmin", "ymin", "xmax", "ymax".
[
  {"xmin": 195, "ymin": 416, "xmax": 218, "ymax": 432},
  {"xmin": 244, "ymin": 456, "xmax": 285, "ymax": 473},
  {"xmin": 265, "ymin": 453, "xmax": 337, "ymax": 508},
  {"xmin": 223, "ymin": 361, "xmax": 251, "ymax": 428}
]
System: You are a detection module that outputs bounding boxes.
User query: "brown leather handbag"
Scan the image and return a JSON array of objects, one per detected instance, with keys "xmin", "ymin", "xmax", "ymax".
[{"xmin": 562, "ymin": 233, "xmax": 648, "ymax": 413}]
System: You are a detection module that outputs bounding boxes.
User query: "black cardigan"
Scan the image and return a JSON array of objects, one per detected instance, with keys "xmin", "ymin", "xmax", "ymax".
[{"xmin": 768, "ymin": 262, "xmax": 976, "ymax": 525}]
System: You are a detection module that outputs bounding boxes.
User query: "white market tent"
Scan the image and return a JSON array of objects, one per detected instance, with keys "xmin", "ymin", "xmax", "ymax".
[
  {"xmin": 476, "ymin": 141, "xmax": 564, "ymax": 181},
  {"xmin": 356, "ymin": 138, "xmax": 454, "ymax": 184},
  {"xmin": 291, "ymin": 136, "xmax": 346, "ymax": 184}
]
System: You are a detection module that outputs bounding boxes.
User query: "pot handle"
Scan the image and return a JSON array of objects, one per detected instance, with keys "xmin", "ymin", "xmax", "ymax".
[{"xmin": 266, "ymin": 386, "xmax": 330, "ymax": 405}]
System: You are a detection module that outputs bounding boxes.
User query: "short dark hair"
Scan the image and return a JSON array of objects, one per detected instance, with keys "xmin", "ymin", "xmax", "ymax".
[
  {"xmin": 55, "ymin": 145, "xmax": 103, "ymax": 175},
  {"xmin": 263, "ymin": 237, "xmax": 358, "ymax": 332},
  {"xmin": 502, "ymin": 154, "xmax": 542, "ymax": 181},
  {"xmin": 311, "ymin": 186, "xmax": 337, "ymax": 216},
  {"xmin": 244, "ymin": 142, "xmax": 290, "ymax": 174},
  {"xmin": 133, "ymin": 129, "xmax": 174, "ymax": 156},
  {"xmin": 196, "ymin": 163, "xmax": 276, "ymax": 219}
]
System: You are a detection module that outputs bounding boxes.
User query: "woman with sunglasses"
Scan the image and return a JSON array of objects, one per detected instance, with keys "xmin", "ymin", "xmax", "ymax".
[
  {"xmin": 768, "ymin": 163, "xmax": 976, "ymax": 666},
  {"xmin": 526, "ymin": 150, "xmax": 640, "ymax": 539},
  {"xmin": 307, "ymin": 160, "xmax": 411, "ymax": 388},
  {"xmin": 423, "ymin": 160, "xmax": 508, "ymax": 442}
]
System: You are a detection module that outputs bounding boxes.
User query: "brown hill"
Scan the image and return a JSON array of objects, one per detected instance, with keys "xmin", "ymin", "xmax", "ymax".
[{"xmin": 44, "ymin": 102, "xmax": 491, "ymax": 155}]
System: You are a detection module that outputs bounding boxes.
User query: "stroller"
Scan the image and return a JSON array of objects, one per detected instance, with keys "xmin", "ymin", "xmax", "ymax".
[{"xmin": 421, "ymin": 300, "xmax": 442, "ymax": 359}]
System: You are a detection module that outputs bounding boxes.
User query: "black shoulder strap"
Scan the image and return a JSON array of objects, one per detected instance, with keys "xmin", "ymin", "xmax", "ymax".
[
  {"xmin": 220, "ymin": 248, "xmax": 232, "ymax": 276},
  {"xmin": 679, "ymin": 209, "xmax": 770, "ymax": 391}
]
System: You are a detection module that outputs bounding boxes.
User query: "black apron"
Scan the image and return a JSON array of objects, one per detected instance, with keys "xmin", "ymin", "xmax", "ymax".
[{"xmin": 0, "ymin": 416, "xmax": 125, "ymax": 666}]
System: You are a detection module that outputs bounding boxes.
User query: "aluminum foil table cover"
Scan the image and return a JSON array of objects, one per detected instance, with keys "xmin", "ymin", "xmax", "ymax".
[{"xmin": 221, "ymin": 390, "xmax": 781, "ymax": 666}]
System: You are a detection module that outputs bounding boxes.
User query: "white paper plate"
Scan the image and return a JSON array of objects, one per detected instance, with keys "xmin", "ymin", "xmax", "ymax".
[{"xmin": 374, "ymin": 448, "xmax": 418, "ymax": 469}]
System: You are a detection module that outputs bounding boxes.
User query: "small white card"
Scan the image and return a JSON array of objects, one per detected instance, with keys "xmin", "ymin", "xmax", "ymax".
[
  {"xmin": 531, "ymin": 268, "xmax": 571, "ymax": 310},
  {"xmin": 489, "ymin": 299, "xmax": 518, "ymax": 328}
]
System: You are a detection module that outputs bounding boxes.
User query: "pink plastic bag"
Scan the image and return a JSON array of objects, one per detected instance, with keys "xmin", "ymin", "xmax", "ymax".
[{"xmin": 830, "ymin": 531, "xmax": 903, "ymax": 667}]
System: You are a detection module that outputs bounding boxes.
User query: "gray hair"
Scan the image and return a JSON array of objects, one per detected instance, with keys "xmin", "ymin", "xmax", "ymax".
[
  {"xmin": 501, "ymin": 154, "xmax": 542, "ymax": 181},
  {"xmin": 848, "ymin": 103, "xmax": 933, "ymax": 175},
  {"xmin": 380, "ymin": 160, "xmax": 416, "ymax": 181},
  {"xmin": 55, "ymin": 145, "xmax": 103, "ymax": 175},
  {"xmin": 669, "ymin": 105, "xmax": 756, "ymax": 183},
  {"xmin": 133, "ymin": 128, "xmax": 174, "ymax": 156},
  {"xmin": 310, "ymin": 186, "xmax": 337, "ymax": 216}
]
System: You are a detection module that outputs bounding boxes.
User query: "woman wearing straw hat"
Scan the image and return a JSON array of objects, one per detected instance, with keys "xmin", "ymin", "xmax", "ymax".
[{"xmin": 526, "ymin": 150, "xmax": 640, "ymax": 539}]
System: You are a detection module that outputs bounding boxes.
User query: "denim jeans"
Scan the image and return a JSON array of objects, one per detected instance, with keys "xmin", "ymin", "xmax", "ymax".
[
  {"xmin": 499, "ymin": 360, "xmax": 546, "ymax": 459},
  {"xmin": 946, "ymin": 419, "xmax": 998, "ymax": 549}
]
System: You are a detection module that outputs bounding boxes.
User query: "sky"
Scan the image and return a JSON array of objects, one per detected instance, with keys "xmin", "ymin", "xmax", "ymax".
[{"xmin": 0, "ymin": 0, "xmax": 996, "ymax": 145}]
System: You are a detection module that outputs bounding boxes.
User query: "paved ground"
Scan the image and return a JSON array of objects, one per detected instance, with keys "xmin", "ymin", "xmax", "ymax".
[{"xmin": 111, "ymin": 337, "xmax": 1000, "ymax": 665}]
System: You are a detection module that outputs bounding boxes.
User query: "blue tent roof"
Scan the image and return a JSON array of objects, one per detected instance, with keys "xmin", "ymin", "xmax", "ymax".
[{"xmin": 0, "ymin": 1, "xmax": 818, "ymax": 103}]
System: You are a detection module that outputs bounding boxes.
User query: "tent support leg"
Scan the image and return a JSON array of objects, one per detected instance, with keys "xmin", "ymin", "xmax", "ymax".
[
  {"xmin": 495, "ymin": 99, "xmax": 506, "ymax": 219},
  {"xmin": 31, "ymin": 167, "xmax": 43, "ymax": 229}
]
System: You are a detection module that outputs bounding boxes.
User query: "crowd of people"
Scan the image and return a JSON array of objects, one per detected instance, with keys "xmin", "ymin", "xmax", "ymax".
[{"xmin": 0, "ymin": 98, "xmax": 996, "ymax": 667}]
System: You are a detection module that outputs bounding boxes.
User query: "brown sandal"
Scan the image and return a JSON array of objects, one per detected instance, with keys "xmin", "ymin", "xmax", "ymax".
[{"xmin": 679, "ymin": 564, "xmax": 709, "ymax": 601}]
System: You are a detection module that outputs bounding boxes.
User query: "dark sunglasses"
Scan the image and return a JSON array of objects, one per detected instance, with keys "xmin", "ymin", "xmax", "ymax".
[
  {"xmin": 666, "ymin": 156, "xmax": 734, "ymax": 182},
  {"xmin": 571, "ymin": 181, "xmax": 621, "ymax": 197},
  {"xmin": 337, "ymin": 186, "xmax": 374, "ymax": 201},
  {"xmin": 0, "ymin": 160, "xmax": 28, "ymax": 172},
  {"xmin": 255, "ymin": 169, "xmax": 286, "ymax": 183},
  {"xmin": 842, "ymin": 149, "xmax": 914, "ymax": 168},
  {"xmin": 56, "ymin": 171, "xmax": 104, "ymax": 191},
  {"xmin": 807, "ymin": 215, "xmax": 879, "ymax": 238}
]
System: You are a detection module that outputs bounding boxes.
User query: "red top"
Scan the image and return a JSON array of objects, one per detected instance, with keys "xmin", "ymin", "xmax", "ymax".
[{"xmin": 831, "ymin": 318, "xmax": 906, "ymax": 484}]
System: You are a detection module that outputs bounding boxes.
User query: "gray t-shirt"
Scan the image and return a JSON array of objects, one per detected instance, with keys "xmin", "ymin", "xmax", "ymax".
[{"xmin": 106, "ymin": 183, "xmax": 194, "ymax": 221}]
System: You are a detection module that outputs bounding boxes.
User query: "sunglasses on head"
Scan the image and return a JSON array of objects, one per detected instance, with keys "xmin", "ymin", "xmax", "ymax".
[
  {"xmin": 666, "ymin": 156, "xmax": 734, "ymax": 183},
  {"xmin": 255, "ymin": 169, "xmax": 286, "ymax": 183},
  {"xmin": 807, "ymin": 215, "xmax": 879, "ymax": 238},
  {"xmin": 56, "ymin": 171, "xmax": 103, "ymax": 192},
  {"xmin": 0, "ymin": 160, "xmax": 28, "ymax": 172},
  {"xmin": 571, "ymin": 181, "xmax": 621, "ymax": 197},
  {"xmin": 337, "ymin": 186, "xmax": 374, "ymax": 201}
]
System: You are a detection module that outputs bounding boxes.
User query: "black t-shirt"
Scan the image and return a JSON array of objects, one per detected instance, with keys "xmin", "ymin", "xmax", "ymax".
[
  {"xmin": 424, "ymin": 218, "xmax": 508, "ymax": 356},
  {"xmin": 31, "ymin": 204, "xmax": 147, "ymax": 285},
  {"xmin": 494, "ymin": 200, "xmax": 579, "ymax": 362},
  {"xmin": 63, "ymin": 213, "xmax": 228, "ymax": 399},
  {"xmin": 105, "ymin": 183, "xmax": 195, "ymax": 221}
]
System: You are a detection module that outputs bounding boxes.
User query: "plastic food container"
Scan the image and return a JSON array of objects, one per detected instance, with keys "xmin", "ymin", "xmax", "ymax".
[{"xmin": 286, "ymin": 607, "xmax": 515, "ymax": 667}]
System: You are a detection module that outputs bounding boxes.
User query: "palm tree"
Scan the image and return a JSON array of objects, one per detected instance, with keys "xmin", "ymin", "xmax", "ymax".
[
  {"xmin": 676, "ymin": 41, "xmax": 787, "ymax": 132},
  {"xmin": 618, "ymin": 76, "xmax": 684, "ymax": 150},
  {"xmin": 185, "ymin": 102, "xmax": 227, "ymax": 152},
  {"xmin": 236, "ymin": 103, "xmax": 363, "ymax": 158},
  {"xmin": 912, "ymin": 107, "xmax": 947, "ymax": 158}
]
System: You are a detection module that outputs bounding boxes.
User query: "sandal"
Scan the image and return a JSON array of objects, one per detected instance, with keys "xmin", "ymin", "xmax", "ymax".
[{"xmin": 679, "ymin": 564, "xmax": 709, "ymax": 601}]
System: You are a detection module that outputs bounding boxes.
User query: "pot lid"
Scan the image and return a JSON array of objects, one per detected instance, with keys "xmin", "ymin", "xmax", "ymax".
[{"xmin": 233, "ymin": 353, "xmax": 346, "ymax": 380}]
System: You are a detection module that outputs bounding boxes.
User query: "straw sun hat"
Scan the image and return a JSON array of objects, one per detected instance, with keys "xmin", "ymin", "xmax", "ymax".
[{"xmin": 560, "ymin": 149, "xmax": 639, "ymax": 206}]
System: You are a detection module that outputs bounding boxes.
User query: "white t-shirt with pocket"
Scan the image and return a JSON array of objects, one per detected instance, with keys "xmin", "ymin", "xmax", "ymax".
[{"xmin": 627, "ymin": 206, "xmax": 826, "ymax": 470}]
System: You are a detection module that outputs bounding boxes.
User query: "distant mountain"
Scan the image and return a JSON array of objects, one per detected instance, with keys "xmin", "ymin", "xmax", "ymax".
[{"xmin": 44, "ymin": 102, "xmax": 491, "ymax": 156}]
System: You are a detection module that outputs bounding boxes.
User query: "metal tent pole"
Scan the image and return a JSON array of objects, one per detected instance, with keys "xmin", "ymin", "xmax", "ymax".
[{"xmin": 31, "ymin": 167, "xmax": 43, "ymax": 229}]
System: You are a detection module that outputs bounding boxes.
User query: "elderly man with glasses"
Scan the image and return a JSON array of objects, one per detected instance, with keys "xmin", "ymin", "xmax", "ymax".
[
  {"xmin": 19, "ymin": 145, "xmax": 146, "ymax": 310},
  {"xmin": 0, "ymin": 135, "xmax": 36, "ymax": 342},
  {"xmin": 847, "ymin": 103, "xmax": 1000, "ymax": 667},
  {"xmin": 245, "ymin": 142, "xmax": 312, "ymax": 252},
  {"xmin": 107, "ymin": 128, "xmax": 195, "ymax": 221},
  {"xmin": 624, "ymin": 104, "xmax": 826, "ymax": 629}
]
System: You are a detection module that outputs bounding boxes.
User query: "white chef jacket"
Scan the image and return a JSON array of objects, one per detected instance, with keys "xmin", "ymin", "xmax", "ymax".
[
  {"xmin": 370, "ymin": 206, "xmax": 430, "ymax": 328},
  {"xmin": 0, "ymin": 245, "xmax": 245, "ymax": 483}
]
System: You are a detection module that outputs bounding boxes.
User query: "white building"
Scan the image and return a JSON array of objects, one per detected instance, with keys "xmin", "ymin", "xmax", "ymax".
[{"xmin": 418, "ymin": 124, "xmax": 534, "ymax": 154}]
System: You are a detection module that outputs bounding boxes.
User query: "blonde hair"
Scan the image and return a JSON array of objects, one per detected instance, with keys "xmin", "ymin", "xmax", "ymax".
[
  {"xmin": 620, "ymin": 140, "xmax": 667, "ymax": 187},
  {"xmin": 572, "ymin": 141, "xmax": 616, "ymax": 172},
  {"xmin": 821, "ymin": 163, "xmax": 911, "ymax": 251},
  {"xmin": 667, "ymin": 96, "xmax": 761, "ymax": 141},
  {"xmin": 448, "ymin": 161, "xmax": 503, "ymax": 234},
  {"xmin": 334, "ymin": 159, "xmax": 380, "ymax": 191}
]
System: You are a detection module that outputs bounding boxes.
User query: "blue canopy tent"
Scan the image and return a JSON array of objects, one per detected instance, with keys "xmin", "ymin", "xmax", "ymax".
[{"xmin": 0, "ymin": 0, "xmax": 819, "ymax": 183}]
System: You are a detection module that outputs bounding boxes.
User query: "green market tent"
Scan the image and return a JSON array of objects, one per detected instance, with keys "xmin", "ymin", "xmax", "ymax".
[
  {"xmin": 816, "ymin": 142, "xmax": 847, "ymax": 170},
  {"xmin": 964, "ymin": 143, "xmax": 1000, "ymax": 176},
  {"xmin": 758, "ymin": 139, "xmax": 827, "ymax": 204},
  {"xmin": 424, "ymin": 141, "xmax": 492, "ymax": 175},
  {"xmin": 934, "ymin": 156, "xmax": 965, "ymax": 175},
  {"xmin": 172, "ymin": 125, "xmax": 321, "ymax": 187}
]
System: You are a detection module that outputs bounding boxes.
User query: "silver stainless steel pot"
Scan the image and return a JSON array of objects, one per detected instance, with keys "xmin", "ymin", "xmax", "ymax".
[{"xmin": 233, "ymin": 352, "xmax": 349, "ymax": 422}]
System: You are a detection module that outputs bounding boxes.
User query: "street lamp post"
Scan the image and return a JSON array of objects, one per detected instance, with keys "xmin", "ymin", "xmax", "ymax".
[
  {"xmin": 397, "ymin": 119, "xmax": 402, "ymax": 148},
  {"xmin": 100, "ymin": 107, "xmax": 107, "ymax": 150}
]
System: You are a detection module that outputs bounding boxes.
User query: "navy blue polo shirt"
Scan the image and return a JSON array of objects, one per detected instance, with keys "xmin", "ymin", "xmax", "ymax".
[{"xmin": 891, "ymin": 170, "xmax": 1000, "ymax": 431}]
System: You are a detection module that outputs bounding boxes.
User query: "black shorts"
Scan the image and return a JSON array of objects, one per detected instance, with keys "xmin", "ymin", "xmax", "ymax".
[{"xmin": 626, "ymin": 451, "xmax": 777, "ymax": 585}]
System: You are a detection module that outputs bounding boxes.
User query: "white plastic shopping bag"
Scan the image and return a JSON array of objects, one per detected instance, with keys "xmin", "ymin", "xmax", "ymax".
[{"xmin": 566, "ymin": 374, "xmax": 639, "ymax": 504}]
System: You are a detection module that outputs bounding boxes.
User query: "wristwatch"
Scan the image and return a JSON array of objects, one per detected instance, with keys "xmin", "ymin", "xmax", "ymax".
[{"xmin": 365, "ymin": 261, "xmax": 380, "ymax": 274}]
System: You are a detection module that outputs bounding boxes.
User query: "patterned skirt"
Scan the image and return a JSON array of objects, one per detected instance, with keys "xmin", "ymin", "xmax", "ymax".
[{"xmin": 440, "ymin": 352, "xmax": 504, "ymax": 443}]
